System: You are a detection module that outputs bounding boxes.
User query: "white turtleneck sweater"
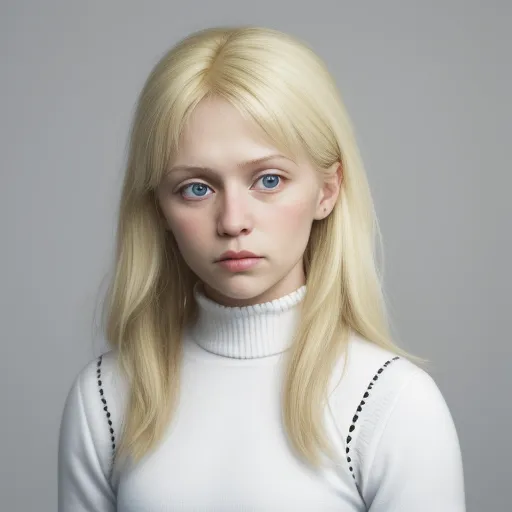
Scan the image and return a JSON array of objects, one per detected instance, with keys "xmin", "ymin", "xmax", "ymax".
[{"xmin": 58, "ymin": 283, "xmax": 466, "ymax": 511}]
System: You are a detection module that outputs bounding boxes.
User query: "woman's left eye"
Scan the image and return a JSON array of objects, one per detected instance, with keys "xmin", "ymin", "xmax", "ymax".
[
  {"xmin": 257, "ymin": 174, "xmax": 281, "ymax": 190},
  {"xmin": 177, "ymin": 173, "xmax": 283, "ymax": 199}
]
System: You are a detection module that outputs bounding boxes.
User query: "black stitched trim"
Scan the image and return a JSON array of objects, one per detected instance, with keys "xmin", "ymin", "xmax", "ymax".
[
  {"xmin": 97, "ymin": 355, "xmax": 116, "ymax": 476},
  {"xmin": 346, "ymin": 356, "xmax": 400, "ymax": 480}
]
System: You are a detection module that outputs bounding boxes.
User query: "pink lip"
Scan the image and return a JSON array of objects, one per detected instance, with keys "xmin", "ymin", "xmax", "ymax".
[
  {"xmin": 217, "ymin": 250, "xmax": 260, "ymax": 261},
  {"xmin": 217, "ymin": 257, "xmax": 262, "ymax": 272}
]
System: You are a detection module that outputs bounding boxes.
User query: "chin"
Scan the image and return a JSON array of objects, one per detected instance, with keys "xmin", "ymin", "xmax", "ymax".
[{"xmin": 202, "ymin": 278, "xmax": 276, "ymax": 307}]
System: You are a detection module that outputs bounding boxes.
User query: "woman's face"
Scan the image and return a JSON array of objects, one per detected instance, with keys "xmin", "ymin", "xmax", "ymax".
[{"xmin": 156, "ymin": 96, "xmax": 341, "ymax": 306}]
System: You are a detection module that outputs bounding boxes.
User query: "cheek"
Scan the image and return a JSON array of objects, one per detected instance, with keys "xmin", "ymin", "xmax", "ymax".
[
  {"xmin": 168, "ymin": 211, "xmax": 206, "ymax": 250},
  {"xmin": 269, "ymin": 200, "xmax": 315, "ymax": 232}
]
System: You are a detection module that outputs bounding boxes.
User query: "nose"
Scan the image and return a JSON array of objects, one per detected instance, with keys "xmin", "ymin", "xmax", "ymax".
[{"xmin": 216, "ymin": 191, "xmax": 253, "ymax": 236}]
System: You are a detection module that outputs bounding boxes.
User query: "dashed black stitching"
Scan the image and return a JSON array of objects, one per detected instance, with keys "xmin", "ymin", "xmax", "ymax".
[
  {"xmin": 97, "ymin": 355, "xmax": 115, "ymax": 478},
  {"xmin": 346, "ymin": 356, "xmax": 400, "ymax": 481}
]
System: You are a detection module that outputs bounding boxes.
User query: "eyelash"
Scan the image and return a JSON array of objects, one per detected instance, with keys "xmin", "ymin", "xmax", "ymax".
[{"xmin": 175, "ymin": 173, "xmax": 285, "ymax": 200}]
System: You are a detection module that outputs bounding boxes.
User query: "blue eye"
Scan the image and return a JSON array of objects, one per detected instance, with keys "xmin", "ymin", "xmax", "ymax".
[
  {"xmin": 260, "ymin": 175, "xmax": 280, "ymax": 189},
  {"xmin": 183, "ymin": 183, "xmax": 209, "ymax": 198},
  {"xmin": 178, "ymin": 174, "xmax": 282, "ymax": 199}
]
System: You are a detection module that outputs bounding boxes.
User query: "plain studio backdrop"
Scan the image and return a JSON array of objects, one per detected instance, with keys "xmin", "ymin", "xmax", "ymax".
[{"xmin": 1, "ymin": 1, "xmax": 510, "ymax": 510}]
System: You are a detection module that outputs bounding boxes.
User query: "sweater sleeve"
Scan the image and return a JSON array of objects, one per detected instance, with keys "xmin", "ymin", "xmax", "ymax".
[
  {"xmin": 58, "ymin": 369, "xmax": 116, "ymax": 512},
  {"xmin": 363, "ymin": 369, "xmax": 466, "ymax": 511}
]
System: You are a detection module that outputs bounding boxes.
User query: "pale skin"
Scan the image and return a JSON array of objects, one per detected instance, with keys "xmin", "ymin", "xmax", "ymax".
[{"xmin": 156, "ymin": 96, "xmax": 342, "ymax": 307}]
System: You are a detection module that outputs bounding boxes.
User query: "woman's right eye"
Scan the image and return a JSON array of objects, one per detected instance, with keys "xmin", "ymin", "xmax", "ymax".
[{"xmin": 177, "ymin": 182, "xmax": 212, "ymax": 199}]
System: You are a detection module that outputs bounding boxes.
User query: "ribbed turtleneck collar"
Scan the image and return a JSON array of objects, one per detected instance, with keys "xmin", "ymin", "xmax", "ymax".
[{"xmin": 188, "ymin": 281, "xmax": 307, "ymax": 359}]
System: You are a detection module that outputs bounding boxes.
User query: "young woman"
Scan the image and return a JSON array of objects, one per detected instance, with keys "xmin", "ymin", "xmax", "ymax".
[{"xmin": 58, "ymin": 26, "xmax": 466, "ymax": 511}]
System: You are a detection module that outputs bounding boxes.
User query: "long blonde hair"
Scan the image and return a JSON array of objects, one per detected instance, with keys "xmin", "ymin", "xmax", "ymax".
[{"xmin": 99, "ymin": 25, "xmax": 427, "ymax": 473}]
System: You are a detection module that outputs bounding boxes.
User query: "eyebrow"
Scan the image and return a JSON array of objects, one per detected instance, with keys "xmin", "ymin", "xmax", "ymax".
[{"xmin": 167, "ymin": 154, "xmax": 294, "ymax": 176}]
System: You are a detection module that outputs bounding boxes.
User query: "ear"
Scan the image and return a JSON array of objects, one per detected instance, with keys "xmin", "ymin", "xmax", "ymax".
[{"xmin": 314, "ymin": 161, "xmax": 343, "ymax": 220}]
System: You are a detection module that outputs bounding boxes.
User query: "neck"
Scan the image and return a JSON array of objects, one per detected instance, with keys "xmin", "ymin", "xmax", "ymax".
[{"xmin": 187, "ymin": 281, "xmax": 307, "ymax": 359}]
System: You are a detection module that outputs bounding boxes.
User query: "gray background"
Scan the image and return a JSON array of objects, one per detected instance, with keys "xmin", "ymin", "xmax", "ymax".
[{"xmin": 1, "ymin": 1, "xmax": 510, "ymax": 510}]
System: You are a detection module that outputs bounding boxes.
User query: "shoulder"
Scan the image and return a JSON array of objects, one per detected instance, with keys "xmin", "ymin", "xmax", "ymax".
[
  {"xmin": 326, "ymin": 332, "xmax": 436, "ymax": 470},
  {"xmin": 66, "ymin": 350, "xmax": 128, "ymax": 431},
  {"xmin": 59, "ymin": 350, "xmax": 128, "ymax": 479},
  {"xmin": 328, "ymin": 331, "xmax": 422, "ymax": 411},
  {"xmin": 73, "ymin": 350, "xmax": 127, "ymax": 411},
  {"xmin": 341, "ymin": 332, "xmax": 442, "ymax": 417},
  {"xmin": 340, "ymin": 334, "xmax": 449, "ymax": 443},
  {"xmin": 348, "ymin": 339, "xmax": 466, "ymax": 509},
  {"xmin": 326, "ymin": 332, "xmax": 464, "ymax": 506}
]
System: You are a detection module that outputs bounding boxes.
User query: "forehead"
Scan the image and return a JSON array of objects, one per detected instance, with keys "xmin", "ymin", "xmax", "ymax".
[{"xmin": 175, "ymin": 97, "xmax": 287, "ymax": 161}]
